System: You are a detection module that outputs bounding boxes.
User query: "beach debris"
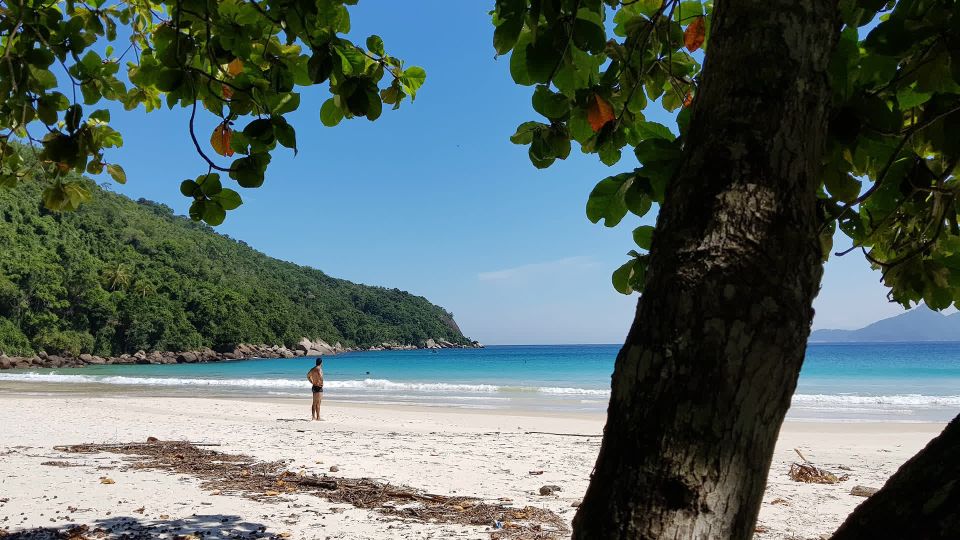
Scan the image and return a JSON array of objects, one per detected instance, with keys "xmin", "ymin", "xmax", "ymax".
[
  {"xmin": 571, "ymin": 500, "xmax": 581, "ymax": 508},
  {"xmin": 146, "ymin": 436, "xmax": 159, "ymax": 442},
  {"xmin": 329, "ymin": 465, "xmax": 340, "ymax": 472},
  {"xmin": 788, "ymin": 449, "xmax": 849, "ymax": 484},
  {"xmin": 528, "ymin": 470, "xmax": 544, "ymax": 475},
  {"xmin": 40, "ymin": 461, "xmax": 80, "ymax": 468},
  {"xmin": 754, "ymin": 524, "xmax": 770, "ymax": 533},
  {"xmin": 769, "ymin": 497, "xmax": 789, "ymax": 505},
  {"xmin": 849, "ymin": 485, "xmax": 879, "ymax": 497},
  {"xmin": 99, "ymin": 477, "xmax": 115, "ymax": 484},
  {"xmin": 57, "ymin": 441, "xmax": 569, "ymax": 539},
  {"xmin": 538, "ymin": 485, "xmax": 561, "ymax": 496}
]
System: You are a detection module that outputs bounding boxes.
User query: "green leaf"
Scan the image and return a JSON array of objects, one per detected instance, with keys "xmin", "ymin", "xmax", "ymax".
[
  {"xmin": 89, "ymin": 109, "xmax": 111, "ymax": 123},
  {"xmin": 494, "ymin": 16, "xmax": 524, "ymax": 55},
  {"xmin": 202, "ymin": 201, "xmax": 226, "ymax": 226},
  {"xmin": 599, "ymin": 143, "xmax": 621, "ymax": 166},
  {"xmin": 572, "ymin": 16, "xmax": 606, "ymax": 54},
  {"xmin": 612, "ymin": 260, "xmax": 634, "ymax": 294},
  {"xmin": 531, "ymin": 85, "xmax": 569, "ymax": 120},
  {"xmin": 525, "ymin": 38, "xmax": 557, "ymax": 84},
  {"xmin": 307, "ymin": 47, "xmax": 334, "ymax": 84},
  {"xmin": 154, "ymin": 69, "xmax": 185, "ymax": 92},
  {"xmin": 633, "ymin": 225, "xmax": 655, "ymax": 250},
  {"xmin": 65, "ymin": 105, "xmax": 82, "ymax": 132},
  {"xmin": 823, "ymin": 169, "xmax": 861, "ymax": 203},
  {"xmin": 509, "ymin": 31, "xmax": 534, "ymax": 85},
  {"xmin": 180, "ymin": 179, "xmax": 200, "ymax": 197},
  {"xmin": 586, "ymin": 173, "xmax": 633, "ymax": 227},
  {"xmin": 229, "ymin": 153, "xmax": 271, "ymax": 188},
  {"xmin": 634, "ymin": 138, "xmax": 682, "ymax": 164},
  {"xmin": 106, "ymin": 164, "xmax": 126, "ymax": 184},
  {"xmin": 198, "ymin": 173, "xmax": 222, "ymax": 196},
  {"xmin": 216, "ymin": 188, "xmax": 243, "ymax": 210},
  {"xmin": 624, "ymin": 178, "xmax": 653, "ymax": 217},
  {"xmin": 400, "ymin": 66, "xmax": 426, "ymax": 98},
  {"xmin": 320, "ymin": 98, "xmax": 344, "ymax": 127},
  {"xmin": 274, "ymin": 122, "xmax": 297, "ymax": 152},
  {"xmin": 366, "ymin": 35, "xmax": 385, "ymax": 56},
  {"xmin": 612, "ymin": 256, "xmax": 647, "ymax": 295},
  {"xmin": 510, "ymin": 121, "xmax": 545, "ymax": 145}
]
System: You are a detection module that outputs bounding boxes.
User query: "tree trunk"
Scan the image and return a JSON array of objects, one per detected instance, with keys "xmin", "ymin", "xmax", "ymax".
[
  {"xmin": 831, "ymin": 414, "xmax": 960, "ymax": 539},
  {"xmin": 572, "ymin": 1, "xmax": 838, "ymax": 538}
]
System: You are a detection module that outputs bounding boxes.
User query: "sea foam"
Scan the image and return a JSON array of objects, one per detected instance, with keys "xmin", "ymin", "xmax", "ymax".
[
  {"xmin": 2, "ymin": 372, "xmax": 956, "ymax": 406},
  {"xmin": 0, "ymin": 372, "xmax": 606, "ymax": 395}
]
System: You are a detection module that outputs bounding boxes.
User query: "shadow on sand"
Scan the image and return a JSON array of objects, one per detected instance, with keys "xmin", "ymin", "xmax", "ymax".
[{"xmin": 2, "ymin": 514, "xmax": 280, "ymax": 539}]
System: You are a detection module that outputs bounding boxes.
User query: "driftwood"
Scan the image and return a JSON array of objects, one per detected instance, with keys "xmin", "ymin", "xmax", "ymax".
[
  {"xmin": 788, "ymin": 448, "xmax": 849, "ymax": 484},
  {"xmin": 59, "ymin": 441, "xmax": 568, "ymax": 539}
]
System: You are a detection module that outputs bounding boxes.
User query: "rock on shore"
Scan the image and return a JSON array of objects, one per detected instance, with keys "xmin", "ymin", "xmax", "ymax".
[{"xmin": 0, "ymin": 338, "xmax": 484, "ymax": 370}]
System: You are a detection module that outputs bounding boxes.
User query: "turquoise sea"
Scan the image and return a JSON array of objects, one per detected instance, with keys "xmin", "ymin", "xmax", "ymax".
[{"xmin": 1, "ymin": 343, "xmax": 958, "ymax": 422}]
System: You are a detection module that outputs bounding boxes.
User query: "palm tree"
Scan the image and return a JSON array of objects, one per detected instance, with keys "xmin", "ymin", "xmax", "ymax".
[{"xmin": 103, "ymin": 263, "xmax": 130, "ymax": 291}]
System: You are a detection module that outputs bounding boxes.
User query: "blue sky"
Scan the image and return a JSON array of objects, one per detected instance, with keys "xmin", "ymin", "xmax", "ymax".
[{"xmin": 93, "ymin": 2, "xmax": 907, "ymax": 344}]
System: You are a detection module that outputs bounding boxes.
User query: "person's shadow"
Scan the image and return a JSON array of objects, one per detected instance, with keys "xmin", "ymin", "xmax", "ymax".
[{"xmin": 3, "ymin": 514, "xmax": 276, "ymax": 539}]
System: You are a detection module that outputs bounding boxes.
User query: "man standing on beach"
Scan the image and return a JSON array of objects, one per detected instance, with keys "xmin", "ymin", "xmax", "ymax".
[{"xmin": 306, "ymin": 358, "xmax": 324, "ymax": 421}]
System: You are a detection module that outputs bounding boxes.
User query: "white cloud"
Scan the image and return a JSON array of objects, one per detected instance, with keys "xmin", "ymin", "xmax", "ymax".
[{"xmin": 477, "ymin": 256, "xmax": 599, "ymax": 281}]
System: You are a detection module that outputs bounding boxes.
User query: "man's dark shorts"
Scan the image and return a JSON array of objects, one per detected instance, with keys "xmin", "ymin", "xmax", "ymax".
[{"xmin": 312, "ymin": 385, "xmax": 323, "ymax": 394}]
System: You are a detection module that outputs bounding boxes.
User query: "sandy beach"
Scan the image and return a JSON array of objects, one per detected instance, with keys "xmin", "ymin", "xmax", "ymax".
[{"xmin": 0, "ymin": 394, "xmax": 946, "ymax": 539}]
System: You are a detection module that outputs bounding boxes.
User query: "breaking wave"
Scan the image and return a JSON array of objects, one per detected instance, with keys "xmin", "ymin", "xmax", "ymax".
[{"xmin": 0, "ymin": 372, "xmax": 608, "ymax": 396}]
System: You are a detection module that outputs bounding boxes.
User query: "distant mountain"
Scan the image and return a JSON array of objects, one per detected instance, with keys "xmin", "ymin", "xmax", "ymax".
[{"xmin": 809, "ymin": 306, "xmax": 960, "ymax": 343}]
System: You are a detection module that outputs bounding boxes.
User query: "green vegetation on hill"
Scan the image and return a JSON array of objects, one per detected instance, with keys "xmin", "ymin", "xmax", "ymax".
[{"xmin": 0, "ymin": 172, "xmax": 470, "ymax": 357}]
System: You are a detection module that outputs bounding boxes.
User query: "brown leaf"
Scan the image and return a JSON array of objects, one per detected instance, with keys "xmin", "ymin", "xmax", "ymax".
[
  {"xmin": 587, "ymin": 94, "xmax": 615, "ymax": 132},
  {"xmin": 222, "ymin": 84, "xmax": 234, "ymax": 100},
  {"xmin": 684, "ymin": 17, "xmax": 705, "ymax": 52},
  {"xmin": 99, "ymin": 477, "xmax": 114, "ymax": 484},
  {"xmin": 210, "ymin": 124, "xmax": 234, "ymax": 157},
  {"xmin": 226, "ymin": 59, "xmax": 244, "ymax": 77},
  {"xmin": 683, "ymin": 91, "xmax": 694, "ymax": 108}
]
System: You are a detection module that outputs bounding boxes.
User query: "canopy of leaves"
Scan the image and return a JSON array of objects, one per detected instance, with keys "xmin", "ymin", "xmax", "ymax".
[
  {"xmin": 496, "ymin": 0, "xmax": 960, "ymax": 310},
  {"xmin": 0, "ymin": 157, "xmax": 469, "ymax": 356},
  {"xmin": 0, "ymin": 0, "xmax": 425, "ymax": 225}
]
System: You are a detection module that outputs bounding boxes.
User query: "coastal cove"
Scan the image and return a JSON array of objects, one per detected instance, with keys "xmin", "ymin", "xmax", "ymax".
[
  {"xmin": 2, "ymin": 343, "xmax": 959, "ymax": 422},
  {"xmin": 0, "ymin": 336, "xmax": 482, "ymax": 371}
]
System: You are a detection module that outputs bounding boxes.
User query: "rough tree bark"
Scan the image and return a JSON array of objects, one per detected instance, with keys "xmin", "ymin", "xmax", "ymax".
[
  {"xmin": 572, "ymin": 1, "xmax": 838, "ymax": 538},
  {"xmin": 831, "ymin": 414, "xmax": 960, "ymax": 539}
]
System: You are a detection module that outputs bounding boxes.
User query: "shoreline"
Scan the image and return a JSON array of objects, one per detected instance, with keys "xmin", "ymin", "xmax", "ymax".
[
  {"xmin": 0, "ymin": 394, "xmax": 947, "ymax": 539},
  {"xmin": 0, "ymin": 338, "xmax": 484, "ymax": 371}
]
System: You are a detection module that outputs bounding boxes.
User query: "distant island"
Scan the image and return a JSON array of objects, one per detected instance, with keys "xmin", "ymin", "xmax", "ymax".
[
  {"xmin": 809, "ymin": 305, "xmax": 960, "ymax": 343},
  {"xmin": 0, "ymin": 172, "xmax": 476, "ymax": 362}
]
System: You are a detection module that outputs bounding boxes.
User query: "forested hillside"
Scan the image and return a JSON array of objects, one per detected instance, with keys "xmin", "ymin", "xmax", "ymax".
[{"xmin": 0, "ymin": 176, "xmax": 470, "ymax": 356}]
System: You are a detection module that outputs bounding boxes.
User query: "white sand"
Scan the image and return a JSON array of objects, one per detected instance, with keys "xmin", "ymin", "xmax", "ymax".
[{"xmin": 0, "ymin": 395, "xmax": 945, "ymax": 539}]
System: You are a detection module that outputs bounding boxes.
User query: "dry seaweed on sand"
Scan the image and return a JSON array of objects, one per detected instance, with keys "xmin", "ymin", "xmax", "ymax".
[
  {"xmin": 788, "ymin": 448, "xmax": 849, "ymax": 484},
  {"xmin": 56, "ymin": 441, "xmax": 568, "ymax": 539}
]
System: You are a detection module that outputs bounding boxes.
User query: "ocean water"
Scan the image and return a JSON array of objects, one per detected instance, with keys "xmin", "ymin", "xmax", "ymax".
[{"xmin": 1, "ymin": 343, "xmax": 958, "ymax": 422}]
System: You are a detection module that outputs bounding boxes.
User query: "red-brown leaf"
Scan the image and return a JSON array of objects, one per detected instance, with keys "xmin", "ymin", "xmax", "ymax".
[
  {"xmin": 211, "ymin": 124, "xmax": 234, "ymax": 157},
  {"xmin": 587, "ymin": 94, "xmax": 615, "ymax": 132},
  {"xmin": 222, "ymin": 84, "xmax": 234, "ymax": 100},
  {"xmin": 684, "ymin": 17, "xmax": 705, "ymax": 52},
  {"xmin": 226, "ymin": 58, "xmax": 244, "ymax": 77},
  {"xmin": 683, "ymin": 91, "xmax": 694, "ymax": 108}
]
